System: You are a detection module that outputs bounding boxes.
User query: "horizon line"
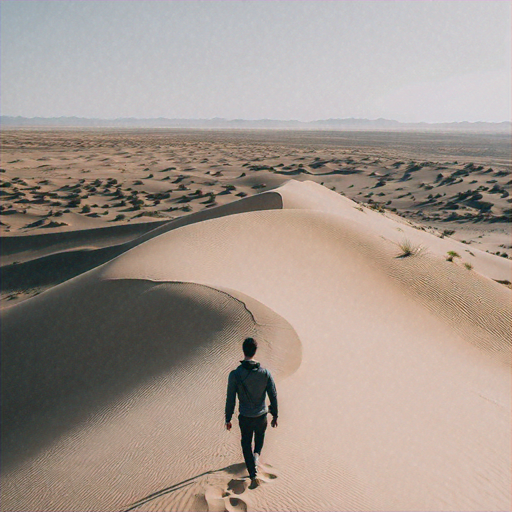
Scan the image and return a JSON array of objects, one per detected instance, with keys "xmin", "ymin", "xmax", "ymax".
[{"xmin": 2, "ymin": 115, "xmax": 511, "ymax": 125}]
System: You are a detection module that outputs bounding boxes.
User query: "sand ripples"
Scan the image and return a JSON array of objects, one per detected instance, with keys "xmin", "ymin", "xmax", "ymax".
[
  {"xmin": 1, "ymin": 180, "xmax": 510, "ymax": 511},
  {"xmin": 1, "ymin": 278, "xmax": 301, "ymax": 511}
]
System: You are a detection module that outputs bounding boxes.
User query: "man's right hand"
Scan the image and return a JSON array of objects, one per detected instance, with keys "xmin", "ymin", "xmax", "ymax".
[{"xmin": 271, "ymin": 417, "xmax": 278, "ymax": 428}]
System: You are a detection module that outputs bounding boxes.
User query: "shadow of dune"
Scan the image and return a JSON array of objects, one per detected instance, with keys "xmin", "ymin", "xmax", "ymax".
[
  {"xmin": 1, "ymin": 245, "xmax": 126, "ymax": 291},
  {"xmin": 119, "ymin": 191, "xmax": 283, "ymax": 252},
  {"xmin": 0, "ymin": 220, "xmax": 170, "ymax": 262},
  {"xmin": 1, "ymin": 280, "xmax": 253, "ymax": 471},
  {"xmin": 1, "ymin": 192, "xmax": 283, "ymax": 298}
]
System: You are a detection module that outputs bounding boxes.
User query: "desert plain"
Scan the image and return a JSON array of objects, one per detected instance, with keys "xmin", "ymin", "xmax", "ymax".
[{"xmin": 1, "ymin": 128, "xmax": 511, "ymax": 512}]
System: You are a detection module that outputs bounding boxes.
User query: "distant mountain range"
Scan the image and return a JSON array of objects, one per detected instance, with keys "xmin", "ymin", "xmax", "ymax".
[{"xmin": 1, "ymin": 116, "xmax": 511, "ymax": 132}]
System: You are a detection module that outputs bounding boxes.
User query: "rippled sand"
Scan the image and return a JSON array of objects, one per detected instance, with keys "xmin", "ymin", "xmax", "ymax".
[{"xmin": 1, "ymin": 178, "xmax": 510, "ymax": 512}]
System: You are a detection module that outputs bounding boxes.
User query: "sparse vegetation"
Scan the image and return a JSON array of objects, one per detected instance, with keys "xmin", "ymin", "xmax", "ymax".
[
  {"xmin": 464, "ymin": 262, "xmax": 473, "ymax": 270},
  {"xmin": 397, "ymin": 239, "xmax": 424, "ymax": 258},
  {"xmin": 203, "ymin": 192, "xmax": 216, "ymax": 204},
  {"xmin": 446, "ymin": 251, "xmax": 461, "ymax": 262},
  {"xmin": 442, "ymin": 229, "xmax": 455, "ymax": 237}
]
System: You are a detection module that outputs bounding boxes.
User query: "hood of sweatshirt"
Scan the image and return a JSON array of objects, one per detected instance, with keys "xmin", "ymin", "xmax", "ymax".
[{"xmin": 240, "ymin": 360, "xmax": 260, "ymax": 370}]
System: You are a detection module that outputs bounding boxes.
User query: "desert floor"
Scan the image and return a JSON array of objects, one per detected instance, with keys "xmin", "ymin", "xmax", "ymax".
[
  {"xmin": 1, "ymin": 129, "xmax": 511, "ymax": 512},
  {"xmin": 1, "ymin": 129, "xmax": 510, "ymax": 307}
]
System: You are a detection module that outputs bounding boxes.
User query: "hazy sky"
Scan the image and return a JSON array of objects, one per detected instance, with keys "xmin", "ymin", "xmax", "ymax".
[{"xmin": 1, "ymin": 0, "xmax": 510, "ymax": 122}]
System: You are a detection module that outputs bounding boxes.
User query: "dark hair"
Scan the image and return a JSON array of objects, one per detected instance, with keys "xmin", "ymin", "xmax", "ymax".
[{"xmin": 243, "ymin": 337, "xmax": 257, "ymax": 357}]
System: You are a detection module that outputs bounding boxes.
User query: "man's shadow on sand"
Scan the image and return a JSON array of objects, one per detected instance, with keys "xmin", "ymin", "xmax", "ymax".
[{"xmin": 120, "ymin": 463, "xmax": 247, "ymax": 512}]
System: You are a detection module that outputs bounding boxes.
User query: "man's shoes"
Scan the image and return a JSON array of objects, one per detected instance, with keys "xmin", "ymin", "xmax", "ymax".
[
  {"xmin": 249, "ymin": 477, "xmax": 261, "ymax": 489},
  {"xmin": 249, "ymin": 454, "xmax": 261, "ymax": 489}
]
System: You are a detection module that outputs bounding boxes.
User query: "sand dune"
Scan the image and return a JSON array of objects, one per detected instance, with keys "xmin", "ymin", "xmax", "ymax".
[
  {"xmin": 1, "ymin": 180, "xmax": 510, "ymax": 512},
  {"xmin": 0, "ymin": 193, "xmax": 283, "ymax": 305},
  {"xmin": 2, "ymin": 129, "xmax": 510, "ymax": 308}
]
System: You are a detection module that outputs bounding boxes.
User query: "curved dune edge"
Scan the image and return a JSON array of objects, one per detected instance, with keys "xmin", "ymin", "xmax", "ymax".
[
  {"xmin": 113, "ymin": 179, "xmax": 512, "ymax": 285},
  {"xmin": 122, "ymin": 190, "xmax": 283, "ymax": 251},
  {"xmin": 1, "ymin": 181, "xmax": 510, "ymax": 512},
  {"xmin": 2, "ymin": 180, "xmax": 509, "ymax": 309},
  {"xmin": 93, "ymin": 179, "xmax": 510, "ymax": 285},
  {"xmin": 101, "ymin": 207, "xmax": 511, "ymax": 367},
  {"xmin": 277, "ymin": 180, "xmax": 512, "ymax": 282},
  {"xmin": 0, "ymin": 191, "xmax": 284, "ymax": 305},
  {"xmin": 1, "ymin": 279, "xmax": 301, "ymax": 512},
  {"xmin": 95, "ymin": 206, "xmax": 510, "ymax": 511}
]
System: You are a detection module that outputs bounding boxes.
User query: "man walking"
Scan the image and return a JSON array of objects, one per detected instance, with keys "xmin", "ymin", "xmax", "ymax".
[{"xmin": 225, "ymin": 337, "xmax": 278, "ymax": 489}]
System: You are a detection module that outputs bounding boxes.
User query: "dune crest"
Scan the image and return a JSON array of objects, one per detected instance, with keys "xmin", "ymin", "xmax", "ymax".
[{"xmin": 1, "ymin": 180, "xmax": 510, "ymax": 512}]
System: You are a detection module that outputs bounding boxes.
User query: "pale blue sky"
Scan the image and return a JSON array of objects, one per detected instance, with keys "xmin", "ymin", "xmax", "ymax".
[{"xmin": 1, "ymin": 0, "xmax": 510, "ymax": 122}]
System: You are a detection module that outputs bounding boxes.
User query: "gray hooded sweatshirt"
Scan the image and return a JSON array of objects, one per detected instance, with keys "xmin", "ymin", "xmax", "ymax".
[{"xmin": 225, "ymin": 360, "xmax": 278, "ymax": 422}]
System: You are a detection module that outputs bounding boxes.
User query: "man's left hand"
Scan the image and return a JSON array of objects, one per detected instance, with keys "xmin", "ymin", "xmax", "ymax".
[{"xmin": 225, "ymin": 421, "xmax": 232, "ymax": 431}]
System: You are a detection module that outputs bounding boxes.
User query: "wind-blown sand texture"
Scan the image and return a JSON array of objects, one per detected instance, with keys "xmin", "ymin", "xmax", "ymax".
[
  {"xmin": 1, "ymin": 129, "xmax": 510, "ymax": 307},
  {"xmin": 1, "ymin": 130, "xmax": 511, "ymax": 512}
]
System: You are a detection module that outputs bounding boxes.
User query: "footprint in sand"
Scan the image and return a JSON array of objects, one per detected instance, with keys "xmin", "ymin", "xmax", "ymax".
[
  {"xmin": 257, "ymin": 470, "xmax": 278, "ymax": 483},
  {"xmin": 227, "ymin": 478, "xmax": 248, "ymax": 495},
  {"xmin": 255, "ymin": 461, "xmax": 278, "ymax": 483},
  {"xmin": 203, "ymin": 463, "xmax": 278, "ymax": 511},
  {"xmin": 204, "ymin": 485, "xmax": 248, "ymax": 512}
]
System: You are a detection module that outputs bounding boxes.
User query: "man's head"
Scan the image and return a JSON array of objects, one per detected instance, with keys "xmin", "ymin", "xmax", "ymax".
[{"xmin": 243, "ymin": 337, "xmax": 258, "ymax": 358}]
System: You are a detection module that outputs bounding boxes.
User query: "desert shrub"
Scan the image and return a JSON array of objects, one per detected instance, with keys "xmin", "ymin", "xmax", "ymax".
[
  {"xmin": 397, "ymin": 239, "xmax": 424, "ymax": 258},
  {"xmin": 114, "ymin": 214, "xmax": 125, "ymax": 221},
  {"xmin": 464, "ymin": 262, "xmax": 473, "ymax": 270},
  {"xmin": 446, "ymin": 251, "xmax": 460, "ymax": 262},
  {"xmin": 204, "ymin": 193, "xmax": 216, "ymax": 204},
  {"xmin": 472, "ymin": 201, "xmax": 492, "ymax": 212}
]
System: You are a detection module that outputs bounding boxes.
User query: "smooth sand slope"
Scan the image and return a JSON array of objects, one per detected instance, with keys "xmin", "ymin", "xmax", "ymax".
[
  {"xmin": 2, "ymin": 129, "xmax": 510, "ymax": 308},
  {"xmin": 1, "ymin": 180, "xmax": 510, "ymax": 512}
]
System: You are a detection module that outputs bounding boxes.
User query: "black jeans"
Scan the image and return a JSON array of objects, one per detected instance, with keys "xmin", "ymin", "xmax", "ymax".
[{"xmin": 238, "ymin": 413, "xmax": 268, "ymax": 478}]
